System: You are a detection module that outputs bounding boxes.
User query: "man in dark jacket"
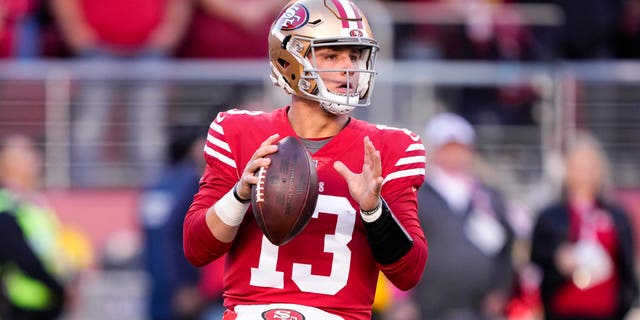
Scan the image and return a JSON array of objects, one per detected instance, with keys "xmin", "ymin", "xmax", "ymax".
[
  {"xmin": 412, "ymin": 113, "xmax": 516, "ymax": 320},
  {"xmin": 140, "ymin": 128, "xmax": 211, "ymax": 320}
]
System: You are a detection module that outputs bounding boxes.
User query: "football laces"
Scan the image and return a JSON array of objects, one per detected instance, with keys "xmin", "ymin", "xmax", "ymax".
[{"xmin": 254, "ymin": 166, "xmax": 267, "ymax": 203}]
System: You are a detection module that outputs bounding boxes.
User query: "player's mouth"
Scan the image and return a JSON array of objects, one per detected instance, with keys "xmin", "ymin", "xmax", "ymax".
[{"xmin": 331, "ymin": 82, "xmax": 358, "ymax": 96}]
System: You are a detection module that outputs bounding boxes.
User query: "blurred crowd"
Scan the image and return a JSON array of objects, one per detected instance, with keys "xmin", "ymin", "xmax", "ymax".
[
  {"xmin": 380, "ymin": 114, "xmax": 639, "ymax": 320},
  {"xmin": 3, "ymin": 0, "xmax": 640, "ymax": 131},
  {"xmin": 1, "ymin": 0, "xmax": 640, "ymax": 61},
  {"xmin": 1, "ymin": 0, "xmax": 640, "ymax": 320},
  {"xmin": 0, "ymin": 0, "xmax": 284, "ymax": 60}
]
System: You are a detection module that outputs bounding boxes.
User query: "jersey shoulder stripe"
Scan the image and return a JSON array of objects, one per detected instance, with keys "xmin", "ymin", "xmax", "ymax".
[
  {"xmin": 204, "ymin": 108, "xmax": 267, "ymax": 170},
  {"xmin": 366, "ymin": 123, "xmax": 425, "ymax": 186},
  {"xmin": 383, "ymin": 146, "xmax": 426, "ymax": 185},
  {"xmin": 205, "ymin": 122, "xmax": 237, "ymax": 168}
]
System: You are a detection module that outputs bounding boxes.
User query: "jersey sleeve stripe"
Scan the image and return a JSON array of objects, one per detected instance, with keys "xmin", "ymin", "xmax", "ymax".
[
  {"xmin": 382, "ymin": 168, "xmax": 425, "ymax": 186},
  {"xmin": 207, "ymin": 134, "xmax": 231, "ymax": 152},
  {"xmin": 210, "ymin": 121, "xmax": 224, "ymax": 135},
  {"xmin": 204, "ymin": 145, "xmax": 237, "ymax": 168},
  {"xmin": 394, "ymin": 156, "xmax": 426, "ymax": 166},
  {"xmin": 406, "ymin": 143, "xmax": 425, "ymax": 151}
]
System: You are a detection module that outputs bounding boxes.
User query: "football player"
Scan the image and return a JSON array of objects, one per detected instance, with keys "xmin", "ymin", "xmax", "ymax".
[{"xmin": 183, "ymin": 0, "xmax": 428, "ymax": 319}]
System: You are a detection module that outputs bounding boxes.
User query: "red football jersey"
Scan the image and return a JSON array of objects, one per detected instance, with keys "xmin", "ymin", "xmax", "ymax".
[
  {"xmin": 79, "ymin": 0, "xmax": 167, "ymax": 47},
  {"xmin": 184, "ymin": 107, "xmax": 427, "ymax": 320}
]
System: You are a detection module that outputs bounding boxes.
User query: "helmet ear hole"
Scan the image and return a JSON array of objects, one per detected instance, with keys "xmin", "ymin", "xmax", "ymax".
[
  {"xmin": 277, "ymin": 58, "xmax": 288, "ymax": 68},
  {"xmin": 291, "ymin": 74, "xmax": 296, "ymax": 80}
]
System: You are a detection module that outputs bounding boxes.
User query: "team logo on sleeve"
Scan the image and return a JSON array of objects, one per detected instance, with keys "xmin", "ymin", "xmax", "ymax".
[
  {"xmin": 262, "ymin": 308, "xmax": 305, "ymax": 320},
  {"xmin": 276, "ymin": 4, "xmax": 309, "ymax": 30}
]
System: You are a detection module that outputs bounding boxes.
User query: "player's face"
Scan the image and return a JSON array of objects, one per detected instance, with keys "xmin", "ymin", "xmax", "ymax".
[{"xmin": 311, "ymin": 46, "xmax": 362, "ymax": 96}]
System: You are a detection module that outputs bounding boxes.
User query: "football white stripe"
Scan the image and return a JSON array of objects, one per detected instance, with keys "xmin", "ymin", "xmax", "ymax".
[
  {"xmin": 204, "ymin": 145, "xmax": 236, "ymax": 168},
  {"xmin": 406, "ymin": 143, "xmax": 425, "ymax": 151},
  {"xmin": 382, "ymin": 168, "xmax": 425, "ymax": 185},
  {"xmin": 207, "ymin": 134, "xmax": 231, "ymax": 152},
  {"xmin": 395, "ymin": 156, "xmax": 426, "ymax": 166},
  {"xmin": 210, "ymin": 121, "xmax": 224, "ymax": 135}
]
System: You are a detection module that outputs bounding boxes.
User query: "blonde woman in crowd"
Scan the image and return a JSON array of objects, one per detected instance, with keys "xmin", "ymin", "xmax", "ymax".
[{"xmin": 530, "ymin": 133, "xmax": 639, "ymax": 320}]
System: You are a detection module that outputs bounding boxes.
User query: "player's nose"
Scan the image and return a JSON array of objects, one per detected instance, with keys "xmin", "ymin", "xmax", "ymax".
[{"xmin": 338, "ymin": 54, "xmax": 356, "ymax": 70}]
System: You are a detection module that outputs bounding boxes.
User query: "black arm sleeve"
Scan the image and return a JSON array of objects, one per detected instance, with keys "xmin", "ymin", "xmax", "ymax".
[
  {"xmin": 0, "ymin": 212, "xmax": 65, "ymax": 305},
  {"xmin": 362, "ymin": 199, "xmax": 414, "ymax": 265}
]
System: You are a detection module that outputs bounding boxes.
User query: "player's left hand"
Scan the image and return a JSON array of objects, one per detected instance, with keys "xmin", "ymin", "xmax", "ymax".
[{"xmin": 334, "ymin": 136, "xmax": 383, "ymax": 211}]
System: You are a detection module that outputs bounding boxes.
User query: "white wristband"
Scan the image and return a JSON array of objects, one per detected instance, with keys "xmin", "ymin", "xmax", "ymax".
[
  {"xmin": 360, "ymin": 202, "xmax": 382, "ymax": 223},
  {"xmin": 214, "ymin": 186, "xmax": 250, "ymax": 226}
]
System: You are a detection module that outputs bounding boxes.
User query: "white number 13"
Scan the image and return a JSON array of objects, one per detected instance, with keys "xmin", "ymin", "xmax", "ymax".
[{"xmin": 250, "ymin": 195, "xmax": 356, "ymax": 295}]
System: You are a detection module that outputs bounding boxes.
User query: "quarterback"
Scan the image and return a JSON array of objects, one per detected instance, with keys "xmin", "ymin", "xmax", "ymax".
[{"xmin": 183, "ymin": 0, "xmax": 428, "ymax": 319}]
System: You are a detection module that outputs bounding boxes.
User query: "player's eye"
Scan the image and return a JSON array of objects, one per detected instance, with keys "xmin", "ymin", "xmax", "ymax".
[{"xmin": 324, "ymin": 53, "xmax": 338, "ymax": 60}]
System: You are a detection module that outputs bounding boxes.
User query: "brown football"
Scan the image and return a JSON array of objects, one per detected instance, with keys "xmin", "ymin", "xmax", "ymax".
[{"xmin": 251, "ymin": 136, "xmax": 318, "ymax": 246}]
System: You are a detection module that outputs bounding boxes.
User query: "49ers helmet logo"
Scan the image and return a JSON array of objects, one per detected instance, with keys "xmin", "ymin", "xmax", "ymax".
[
  {"xmin": 276, "ymin": 4, "xmax": 310, "ymax": 31},
  {"xmin": 262, "ymin": 308, "xmax": 305, "ymax": 320},
  {"xmin": 349, "ymin": 29, "xmax": 363, "ymax": 37}
]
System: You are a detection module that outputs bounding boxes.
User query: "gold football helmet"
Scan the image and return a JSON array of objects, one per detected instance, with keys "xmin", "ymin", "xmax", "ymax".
[{"xmin": 269, "ymin": 0, "xmax": 379, "ymax": 115}]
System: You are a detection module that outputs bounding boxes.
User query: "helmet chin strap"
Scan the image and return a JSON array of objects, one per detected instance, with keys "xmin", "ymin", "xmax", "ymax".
[
  {"xmin": 320, "ymin": 100, "xmax": 355, "ymax": 115},
  {"xmin": 313, "ymin": 75, "xmax": 360, "ymax": 115}
]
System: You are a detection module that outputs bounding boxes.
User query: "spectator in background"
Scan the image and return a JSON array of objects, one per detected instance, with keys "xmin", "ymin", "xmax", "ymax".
[
  {"xmin": 440, "ymin": 0, "xmax": 534, "ymax": 61},
  {"xmin": 557, "ymin": 0, "xmax": 625, "ymax": 60},
  {"xmin": 384, "ymin": 0, "xmax": 534, "ymax": 61},
  {"xmin": 380, "ymin": 0, "xmax": 445, "ymax": 60},
  {"xmin": 49, "ymin": 0, "xmax": 192, "ymax": 186},
  {"xmin": 177, "ymin": 0, "xmax": 286, "ymax": 59},
  {"xmin": 530, "ymin": 133, "xmax": 639, "ymax": 320},
  {"xmin": 34, "ymin": 0, "xmax": 69, "ymax": 58},
  {"xmin": 386, "ymin": 0, "xmax": 538, "ymax": 127},
  {"xmin": 412, "ymin": 112, "xmax": 516, "ymax": 320},
  {"xmin": 0, "ymin": 0, "xmax": 35, "ymax": 57},
  {"xmin": 615, "ymin": 0, "xmax": 640, "ymax": 59},
  {"xmin": 521, "ymin": 0, "xmax": 625, "ymax": 60},
  {"xmin": 442, "ymin": 0, "xmax": 538, "ymax": 127},
  {"xmin": 140, "ymin": 127, "xmax": 212, "ymax": 320},
  {"xmin": 175, "ymin": 0, "xmax": 286, "ymax": 144},
  {"xmin": 50, "ymin": 0, "xmax": 191, "ymax": 58},
  {"xmin": 0, "ymin": 134, "xmax": 67, "ymax": 319}
]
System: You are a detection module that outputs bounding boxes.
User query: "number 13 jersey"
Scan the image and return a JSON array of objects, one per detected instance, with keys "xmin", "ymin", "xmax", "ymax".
[{"xmin": 184, "ymin": 107, "xmax": 428, "ymax": 320}]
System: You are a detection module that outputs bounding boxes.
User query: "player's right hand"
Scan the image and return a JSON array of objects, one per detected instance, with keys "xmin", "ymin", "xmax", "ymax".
[{"xmin": 236, "ymin": 133, "xmax": 280, "ymax": 200}]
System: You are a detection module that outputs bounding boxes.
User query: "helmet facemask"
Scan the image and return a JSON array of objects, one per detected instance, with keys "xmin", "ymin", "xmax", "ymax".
[
  {"xmin": 299, "ymin": 38, "xmax": 378, "ymax": 114},
  {"xmin": 283, "ymin": 36, "xmax": 379, "ymax": 115}
]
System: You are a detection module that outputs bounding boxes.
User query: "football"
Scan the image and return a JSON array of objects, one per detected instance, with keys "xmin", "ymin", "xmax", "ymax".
[{"xmin": 251, "ymin": 136, "xmax": 318, "ymax": 246}]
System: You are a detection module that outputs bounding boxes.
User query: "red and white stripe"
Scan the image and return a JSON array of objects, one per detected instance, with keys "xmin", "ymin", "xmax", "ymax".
[
  {"xmin": 383, "ymin": 143, "xmax": 426, "ymax": 185},
  {"xmin": 204, "ymin": 120, "xmax": 237, "ymax": 169},
  {"xmin": 330, "ymin": 0, "xmax": 364, "ymax": 30}
]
